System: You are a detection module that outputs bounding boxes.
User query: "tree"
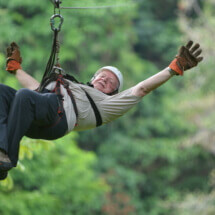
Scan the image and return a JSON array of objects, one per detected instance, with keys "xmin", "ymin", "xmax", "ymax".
[{"xmin": 0, "ymin": 133, "xmax": 109, "ymax": 215}]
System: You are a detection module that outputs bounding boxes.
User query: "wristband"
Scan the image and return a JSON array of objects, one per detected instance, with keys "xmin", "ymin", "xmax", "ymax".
[
  {"xmin": 169, "ymin": 58, "xmax": 183, "ymax": 76},
  {"xmin": 6, "ymin": 60, "xmax": 22, "ymax": 73}
]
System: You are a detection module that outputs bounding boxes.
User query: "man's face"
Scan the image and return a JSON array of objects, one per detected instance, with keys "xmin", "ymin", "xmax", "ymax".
[{"xmin": 91, "ymin": 70, "xmax": 119, "ymax": 94}]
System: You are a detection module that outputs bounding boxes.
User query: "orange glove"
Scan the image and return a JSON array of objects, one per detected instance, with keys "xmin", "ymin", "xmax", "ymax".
[
  {"xmin": 6, "ymin": 42, "xmax": 22, "ymax": 74},
  {"xmin": 169, "ymin": 41, "xmax": 203, "ymax": 75}
]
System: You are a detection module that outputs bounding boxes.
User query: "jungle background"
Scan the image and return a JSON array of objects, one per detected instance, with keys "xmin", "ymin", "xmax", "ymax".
[{"xmin": 0, "ymin": 0, "xmax": 215, "ymax": 214}]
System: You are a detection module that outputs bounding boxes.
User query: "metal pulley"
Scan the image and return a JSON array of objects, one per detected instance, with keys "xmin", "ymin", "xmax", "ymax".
[
  {"xmin": 49, "ymin": 0, "xmax": 62, "ymax": 9},
  {"xmin": 54, "ymin": 0, "xmax": 62, "ymax": 8}
]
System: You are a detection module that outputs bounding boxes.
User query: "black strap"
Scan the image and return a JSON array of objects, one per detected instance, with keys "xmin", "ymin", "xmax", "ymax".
[
  {"xmin": 62, "ymin": 74, "xmax": 103, "ymax": 127},
  {"xmin": 64, "ymin": 74, "xmax": 80, "ymax": 83},
  {"xmin": 83, "ymin": 90, "xmax": 102, "ymax": 127},
  {"xmin": 54, "ymin": 77, "xmax": 64, "ymax": 117},
  {"xmin": 39, "ymin": 73, "xmax": 102, "ymax": 127},
  {"xmin": 38, "ymin": 30, "xmax": 59, "ymax": 92},
  {"xmin": 66, "ymin": 87, "xmax": 79, "ymax": 119},
  {"xmin": 51, "ymin": 75, "xmax": 79, "ymax": 120}
]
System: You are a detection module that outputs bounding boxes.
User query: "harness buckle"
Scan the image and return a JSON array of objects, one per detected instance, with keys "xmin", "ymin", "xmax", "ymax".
[{"xmin": 52, "ymin": 66, "xmax": 66, "ymax": 75}]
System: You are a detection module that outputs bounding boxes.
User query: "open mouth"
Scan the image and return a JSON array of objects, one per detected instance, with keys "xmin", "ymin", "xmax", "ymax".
[{"xmin": 98, "ymin": 82, "xmax": 105, "ymax": 88}]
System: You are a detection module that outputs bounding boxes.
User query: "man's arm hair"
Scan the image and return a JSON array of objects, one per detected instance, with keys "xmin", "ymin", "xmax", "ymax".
[
  {"xmin": 15, "ymin": 69, "xmax": 40, "ymax": 90},
  {"xmin": 131, "ymin": 67, "xmax": 176, "ymax": 97}
]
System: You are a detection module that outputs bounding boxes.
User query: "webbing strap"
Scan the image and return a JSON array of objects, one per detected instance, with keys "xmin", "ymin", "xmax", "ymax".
[
  {"xmin": 66, "ymin": 88, "xmax": 79, "ymax": 119},
  {"xmin": 84, "ymin": 90, "xmax": 102, "ymax": 127},
  {"xmin": 54, "ymin": 78, "xmax": 64, "ymax": 116},
  {"xmin": 39, "ymin": 73, "xmax": 102, "ymax": 127},
  {"xmin": 63, "ymin": 74, "xmax": 103, "ymax": 127},
  {"xmin": 53, "ymin": 75, "xmax": 78, "ymax": 120}
]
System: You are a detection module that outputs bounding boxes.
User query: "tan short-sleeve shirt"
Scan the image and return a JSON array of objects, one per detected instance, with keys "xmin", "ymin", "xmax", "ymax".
[{"xmin": 46, "ymin": 80, "xmax": 142, "ymax": 132}]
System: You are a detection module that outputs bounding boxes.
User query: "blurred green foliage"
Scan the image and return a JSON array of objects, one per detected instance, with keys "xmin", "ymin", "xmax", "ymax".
[
  {"xmin": 0, "ymin": 133, "xmax": 109, "ymax": 215},
  {"xmin": 0, "ymin": 0, "xmax": 215, "ymax": 214}
]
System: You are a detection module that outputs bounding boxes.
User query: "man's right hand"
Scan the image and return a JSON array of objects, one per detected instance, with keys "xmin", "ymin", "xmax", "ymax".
[{"xmin": 6, "ymin": 42, "xmax": 22, "ymax": 74}]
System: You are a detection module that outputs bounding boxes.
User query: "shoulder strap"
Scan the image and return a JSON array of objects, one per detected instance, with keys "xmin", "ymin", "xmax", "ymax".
[
  {"xmin": 39, "ymin": 72, "xmax": 102, "ymax": 127},
  {"xmin": 64, "ymin": 74, "xmax": 80, "ymax": 83},
  {"xmin": 63, "ymin": 75, "xmax": 102, "ymax": 127},
  {"xmin": 83, "ymin": 90, "xmax": 102, "ymax": 127}
]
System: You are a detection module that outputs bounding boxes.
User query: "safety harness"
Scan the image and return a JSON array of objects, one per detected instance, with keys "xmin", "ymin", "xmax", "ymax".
[
  {"xmin": 39, "ymin": 67, "xmax": 103, "ymax": 127},
  {"xmin": 38, "ymin": 1, "xmax": 103, "ymax": 128}
]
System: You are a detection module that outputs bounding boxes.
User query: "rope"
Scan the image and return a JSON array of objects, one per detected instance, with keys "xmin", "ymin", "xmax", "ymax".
[
  {"xmin": 39, "ymin": 0, "xmax": 133, "ymax": 91},
  {"xmin": 39, "ymin": 1, "xmax": 63, "ymax": 91},
  {"xmin": 38, "ymin": 29, "xmax": 59, "ymax": 92}
]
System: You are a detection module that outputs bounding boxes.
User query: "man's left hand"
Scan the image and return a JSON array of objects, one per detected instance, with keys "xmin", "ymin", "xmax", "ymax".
[{"xmin": 169, "ymin": 40, "xmax": 203, "ymax": 75}]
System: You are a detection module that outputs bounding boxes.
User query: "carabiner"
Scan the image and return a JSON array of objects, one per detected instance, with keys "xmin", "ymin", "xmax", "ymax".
[{"xmin": 50, "ymin": 14, "xmax": 64, "ymax": 32}]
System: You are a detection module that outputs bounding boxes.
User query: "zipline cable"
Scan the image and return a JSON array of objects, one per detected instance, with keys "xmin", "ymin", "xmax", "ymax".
[
  {"xmin": 49, "ymin": 0, "xmax": 133, "ymax": 10},
  {"xmin": 60, "ymin": 4, "xmax": 133, "ymax": 9}
]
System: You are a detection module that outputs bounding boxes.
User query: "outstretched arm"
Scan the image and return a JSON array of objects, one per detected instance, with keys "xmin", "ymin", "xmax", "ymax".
[
  {"xmin": 132, "ymin": 41, "xmax": 203, "ymax": 98},
  {"xmin": 132, "ymin": 67, "xmax": 175, "ymax": 97}
]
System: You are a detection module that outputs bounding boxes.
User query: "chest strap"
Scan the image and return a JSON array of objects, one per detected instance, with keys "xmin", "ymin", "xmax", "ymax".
[
  {"xmin": 59, "ymin": 73, "xmax": 103, "ymax": 127},
  {"xmin": 40, "ymin": 73, "xmax": 102, "ymax": 127},
  {"xmin": 52, "ymin": 74, "xmax": 78, "ymax": 121},
  {"xmin": 83, "ymin": 90, "xmax": 102, "ymax": 127}
]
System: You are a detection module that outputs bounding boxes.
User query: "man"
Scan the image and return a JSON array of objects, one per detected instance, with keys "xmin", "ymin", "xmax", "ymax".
[{"xmin": 0, "ymin": 41, "xmax": 203, "ymax": 180}]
